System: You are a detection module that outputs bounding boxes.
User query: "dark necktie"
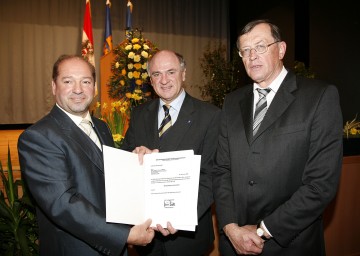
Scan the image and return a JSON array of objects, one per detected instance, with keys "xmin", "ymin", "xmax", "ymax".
[
  {"xmin": 253, "ymin": 88, "xmax": 271, "ymax": 135},
  {"xmin": 159, "ymin": 104, "xmax": 172, "ymax": 137}
]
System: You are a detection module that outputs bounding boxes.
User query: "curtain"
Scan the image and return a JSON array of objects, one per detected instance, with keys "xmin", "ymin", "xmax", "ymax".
[{"xmin": 0, "ymin": 0, "xmax": 229, "ymax": 124}]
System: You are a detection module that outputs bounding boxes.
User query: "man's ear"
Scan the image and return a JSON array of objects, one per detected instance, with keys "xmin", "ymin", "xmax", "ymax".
[
  {"xmin": 182, "ymin": 68, "xmax": 186, "ymax": 81},
  {"xmin": 279, "ymin": 41, "xmax": 287, "ymax": 60},
  {"xmin": 51, "ymin": 80, "xmax": 56, "ymax": 96}
]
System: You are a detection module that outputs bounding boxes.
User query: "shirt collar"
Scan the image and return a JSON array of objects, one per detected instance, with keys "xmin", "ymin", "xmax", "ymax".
[
  {"xmin": 159, "ymin": 88, "xmax": 186, "ymax": 112},
  {"xmin": 253, "ymin": 66, "xmax": 288, "ymax": 93},
  {"xmin": 56, "ymin": 103, "xmax": 92, "ymax": 126}
]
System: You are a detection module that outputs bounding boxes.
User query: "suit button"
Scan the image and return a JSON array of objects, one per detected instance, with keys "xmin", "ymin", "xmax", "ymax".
[{"xmin": 249, "ymin": 180, "xmax": 255, "ymax": 186}]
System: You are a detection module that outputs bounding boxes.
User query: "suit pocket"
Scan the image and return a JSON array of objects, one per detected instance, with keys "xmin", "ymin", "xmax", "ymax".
[{"xmin": 273, "ymin": 123, "xmax": 306, "ymax": 136}]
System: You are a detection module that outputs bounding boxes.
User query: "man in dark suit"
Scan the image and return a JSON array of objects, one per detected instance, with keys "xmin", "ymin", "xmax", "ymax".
[
  {"xmin": 212, "ymin": 19, "xmax": 343, "ymax": 255},
  {"xmin": 18, "ymin": 55, "xmax": 155, "ymax": 256},
  {"xmin": 121, "ymin": 50, "xmax": 221, "ymax": 256}
]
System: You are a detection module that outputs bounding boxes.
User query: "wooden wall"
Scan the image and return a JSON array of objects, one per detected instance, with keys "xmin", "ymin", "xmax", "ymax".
[
  {"xmin": 0, "ymin": 130, "xmax": 359, "ymax": 256},
  {"xmin": 0, "ymin": 129, "xmax": 23, "ymax": 181}
]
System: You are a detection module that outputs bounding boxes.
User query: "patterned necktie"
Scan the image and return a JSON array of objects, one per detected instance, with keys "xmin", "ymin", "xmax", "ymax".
[
  {"xmin": 159, "ymin": 104, "xmax": 172, "ymax": 137},
  {"xmin": 253, "ymin": 88, "xmax": 271, "ymax": 135},
  {"xmin": 79, "ymin": 119, "xmax": 102, "ymax": 150}
]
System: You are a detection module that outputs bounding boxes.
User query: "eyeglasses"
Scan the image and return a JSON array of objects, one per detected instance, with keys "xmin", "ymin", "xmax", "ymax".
[{"xmin": 238, "ymin": 41, "xmax": 280, "ymax": 58}]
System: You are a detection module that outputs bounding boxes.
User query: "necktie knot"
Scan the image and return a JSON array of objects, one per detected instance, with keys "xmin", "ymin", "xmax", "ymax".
[
  {"xmin": 163, "ymin": 104, "xmax": 170, "ymax": 116},
  {"xmin": 257, "ymin": 88, "xmax": 271, "ymax": 98},
  {"xmin": 80, "ymin": 119, "xmax": 93, "ymax": 136},
  {"xmin": 79, "ymin": 119, "xmax": 102, "ymax": 150}
]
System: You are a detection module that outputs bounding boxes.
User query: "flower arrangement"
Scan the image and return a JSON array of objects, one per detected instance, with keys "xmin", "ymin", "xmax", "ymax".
[
  {"xmin": 92, "ymin": 99, "xmax": 131, "ymax": 148},
  {"xmin": 107, "ymin": 29, "xmax": 159, "ymax": 109},
  {"xmin": 343, "ymin": 115, "xmax": 360, "ymax": 138}
]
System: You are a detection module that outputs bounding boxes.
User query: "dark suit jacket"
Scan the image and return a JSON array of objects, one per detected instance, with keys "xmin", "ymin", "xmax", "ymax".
[
  {"xmin": 213, "ymin": 71, "xmax": 343, "ymax": 256},
  {"xmin": 18, "ymin": 106, "xmax": 131, "ymax": 256},
  {"xmin": 121, "ymin": 93, "xmax": 221, "ymax": 256}
]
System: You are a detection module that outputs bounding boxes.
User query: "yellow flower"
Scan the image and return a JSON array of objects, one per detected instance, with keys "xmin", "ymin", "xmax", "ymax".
[
  {"xmin": 133, "ymin": 71, "xmax": 141, "ymax": 79},
  {"xmin": 125, "ymin": 44, "xmax": 133, "ymax": 50},
  {"xmin": 133, "ymin": 94, "xmax": 143, "ymax": 100},
  {"xmin": 126, "ymin": 92, "xmax": 132, "ymax": 98},
  {"xmin": 115, "ymin": 62, "xmax": 120, "ymax": 68},
  {"xmin": 141, "ymin": 73, "xmax": 148, "ymax": 79},
  {"xmin": 120, "ymin": 107, "xmax": 127, "ymax": 113},
  {"xmin": 128, "ymin": 52, "xmax": 135, "ymax": 59},
  {"xmin": 135, "ymin": 79, "xmax": 142, "ymax": 85},
  {"xmin": 350, "ymin": 128, "xmax": 358, "ymax": 135},
  {"xmin": 127, "ymin": 63, "xmax": 134, "ymax": 70},
  {"xmin": 143, "ymin": 44, "xmax": 150, "ymax": 50},
  {"xmin": 133, "ymin": 55, "xmax": 141, "ymax": 62},
  {"xmin": 120, "ymin": 80, "xmax": 125, "ymax": 86},
  {"xmin": 128, "ymin": 72, "xmax": 134, "ymax": 79},
  {"xmin": 133, "ymin": 44, "xmax": 141, "ymax": 50},
  {"xmin": 134, "ymin": 89, "xmax": 142, "ymax": 94},
  {"xmin": 142, "ymin": 63, "xmax": 147, "ymax": 70},
  {"xmin": 95, "ymin": 101, "xmax": 101, "ymax": 108},
  {"xmin": 121, "ymin": 69, "xmax": 127, "ymax": 76},
  {"xmin": 141, "ymin": 51, "xmax": 149, "ymax": 58},
  {"xmin": 102, "ymin": 102, "xmax": 108, "ymax": 109},
  {"xmin": 131, "ymin": 38, "xmax": 140, "ymax": 43},
  {"xmin": 123, "ymin": 101, "xmax": 129, "ymax": 108},
  {"xmin": 134, "ymin": 63, "xmax": 142, "ymax": 70},
  {"xmin": 113, "ymin": 134, "xmax": 124, "ymax": 142}
]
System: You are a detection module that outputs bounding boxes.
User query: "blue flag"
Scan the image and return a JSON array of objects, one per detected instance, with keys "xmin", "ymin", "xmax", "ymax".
[
  {"xmin": 103, "ymin": 0, "xmax": 113, "ymax": 55},
  {"xmin": 126, "ymin": 0, "xmax": 133, "ymax": 29}
]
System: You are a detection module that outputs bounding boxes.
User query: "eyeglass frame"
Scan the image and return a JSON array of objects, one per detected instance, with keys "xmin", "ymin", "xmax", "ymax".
[{"xmin": 238, "ymin": 41, "xmax": 280, "ymax": 58}]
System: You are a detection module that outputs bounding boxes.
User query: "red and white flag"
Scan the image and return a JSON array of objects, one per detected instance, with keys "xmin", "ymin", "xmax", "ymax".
[{"xmin": 81, "ymin": 0, "xmax": 97, "ymax": 94}]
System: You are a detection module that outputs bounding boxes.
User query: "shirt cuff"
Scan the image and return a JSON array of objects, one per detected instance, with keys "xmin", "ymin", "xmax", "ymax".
[{"xmin": 261, "ymin": 220, "xmax": 273, "ymax": 237}]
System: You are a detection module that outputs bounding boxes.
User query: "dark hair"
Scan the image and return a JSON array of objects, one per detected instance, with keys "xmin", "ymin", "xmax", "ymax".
[
  {"xmin": 236, "ymin": 19, "xmax": 282, "ymax": 50},
  {"xmin": 147, "ymin": 50, "xmax": 186, "ymax": 74},
  {"xmin": 52, "ymin": 54, "xmax": 96, "ymax": 81}
]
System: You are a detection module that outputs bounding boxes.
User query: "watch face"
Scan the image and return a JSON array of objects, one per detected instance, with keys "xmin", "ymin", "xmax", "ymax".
[{"xmin": 257, "ymin": 228, "xmax": 264, "ymax": 237}]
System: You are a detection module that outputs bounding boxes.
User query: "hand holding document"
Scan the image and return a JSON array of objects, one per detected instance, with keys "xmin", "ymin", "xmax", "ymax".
[{"xmin": 103, "ymin": 146, "xmax": 201, "ymax": 231}]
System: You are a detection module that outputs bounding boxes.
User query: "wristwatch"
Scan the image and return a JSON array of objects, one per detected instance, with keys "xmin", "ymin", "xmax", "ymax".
[{"xmin": 256, "ymin": 221, "xmax": 269, "ymax": 241}]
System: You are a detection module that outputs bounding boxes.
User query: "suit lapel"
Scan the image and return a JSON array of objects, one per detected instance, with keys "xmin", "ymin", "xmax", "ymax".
[
  {"xmin": 51, "ymin": 106, "xmax": 104, "ymax": 172},
  {"xmin": 253, "ymin": 72, "xmax": 297, "ymax": 140},
  {"xmin": 145, "ymin": 100, "xmax": 162, "ymax": 149},
  {"xmin": 159, "ymin": 94, "xmax": 194, "ymax": 151},
  {"xmin": 240, "ymin": 89, "xmax": 254, "ymax": 145}
]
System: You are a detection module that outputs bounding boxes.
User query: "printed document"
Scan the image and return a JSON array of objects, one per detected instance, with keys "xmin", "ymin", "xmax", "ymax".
[{"xmin": 103, "ymin": 146, "xmax": 201, "ymax": 231}]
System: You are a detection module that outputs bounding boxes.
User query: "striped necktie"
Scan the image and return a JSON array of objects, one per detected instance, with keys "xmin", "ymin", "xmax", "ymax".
[
  {"xmin": 79, "ymin": 119, "xmax": 102, "ymax": 150},
  {"xmin": 159, "ymin": 104, "xmax": 172, "ymax": 137},
  {"xmin": 253, "ymin": 88, "xmax": 271, "ymax": 135}
]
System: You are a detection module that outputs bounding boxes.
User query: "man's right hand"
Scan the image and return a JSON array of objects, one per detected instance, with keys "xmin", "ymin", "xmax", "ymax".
[
  {"xmin": 223, "ymin": 223, "xmax": 264, "ymax": 255},
  {"xmin": 127, "ymin": 219, "xmax": 155, "ymax": 246},
  {"xmin": 132, "ymin": 146, "xmax": 159, "ymax": 165}
]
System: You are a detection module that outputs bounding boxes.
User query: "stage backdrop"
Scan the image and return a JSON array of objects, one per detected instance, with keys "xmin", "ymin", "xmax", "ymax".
[{"xmin": 0, "ymin": 0, "xmax": 228, "ymax": 124}]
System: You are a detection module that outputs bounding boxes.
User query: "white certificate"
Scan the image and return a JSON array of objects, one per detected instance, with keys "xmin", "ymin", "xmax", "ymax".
[{"xmin": 103, "ymin": 145, "xmax": 201, "ymax": 231}]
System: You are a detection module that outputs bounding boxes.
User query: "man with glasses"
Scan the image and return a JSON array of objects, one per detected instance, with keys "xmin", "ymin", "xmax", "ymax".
[{"xmin": 212, "ymin": 19, "xmax": 343, "ymax": 255}]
